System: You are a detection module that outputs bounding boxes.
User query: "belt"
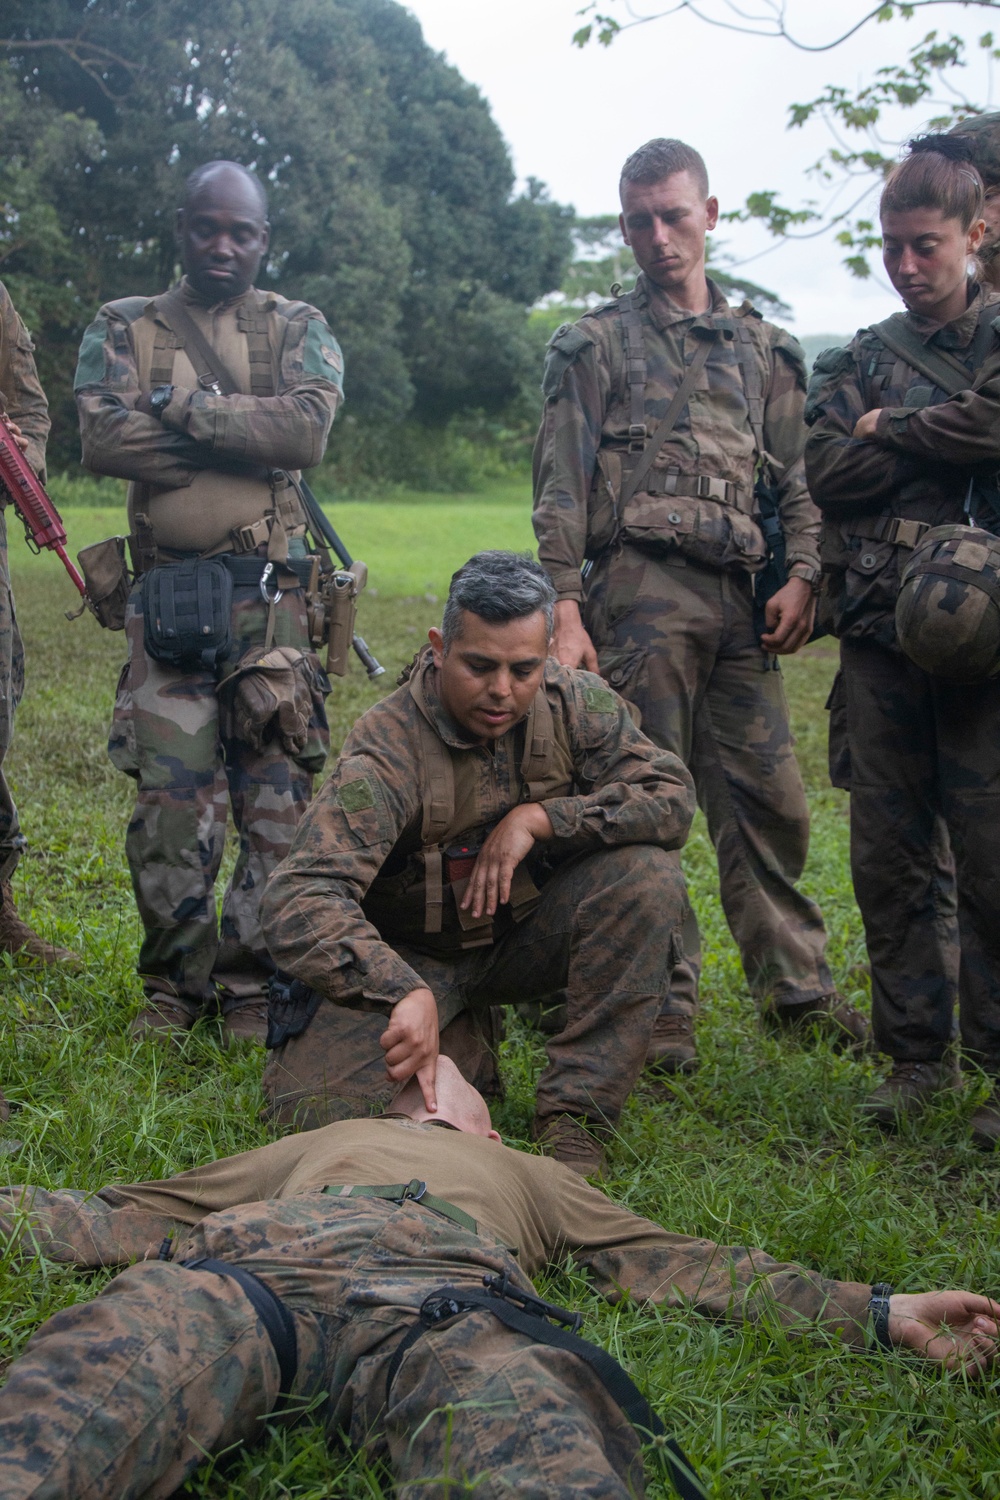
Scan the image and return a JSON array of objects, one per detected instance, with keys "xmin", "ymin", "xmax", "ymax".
[
  {"xmin": 323, "ymin": 1180, "xmax": 478, "ymax": 1234},
  {"xmin": 182, "ymin": 1257, "xmax": 298, "ymax": 1402},
  {"xmin": 844, "ymin": 514, "xmax": 930, "ymax": 549},
  {"xmin": 384, "ymin": 1274, "xmax": 707, "ymax": 1500},
  {"xmin": 221, "ymin": 554, "xmax": 314, "ymax": 589},
  {"xmin": 624, "ymin": 468, "xmax": 745, "ymax": 506}
]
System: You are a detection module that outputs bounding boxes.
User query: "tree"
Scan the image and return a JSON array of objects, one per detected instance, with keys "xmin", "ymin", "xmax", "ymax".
[
  {"xmin": 572, "ymin": 1, "xmax": 1000, "ymax": 279},
  {"xmin": 0, "ymin": 0, "xmax": 573, "ymax": 465}
]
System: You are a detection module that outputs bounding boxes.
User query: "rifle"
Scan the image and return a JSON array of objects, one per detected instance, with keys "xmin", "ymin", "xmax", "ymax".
[
  {"xmin": 297, "ymin": 477, "xmax": 384, "ymax": 679},
  {"xmin": 0, "ymin": 413, "xmax": 86, "ymax": 598}
]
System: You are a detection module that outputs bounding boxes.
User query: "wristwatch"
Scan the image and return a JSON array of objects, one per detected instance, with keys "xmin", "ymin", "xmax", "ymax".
[
  {"xmin": 148, "ymin": 384, "xmax": 174, "ymax": 419},
  {"xmin": 868, "ymin": 1282, "xmax": 894, "ymax": 1349}
]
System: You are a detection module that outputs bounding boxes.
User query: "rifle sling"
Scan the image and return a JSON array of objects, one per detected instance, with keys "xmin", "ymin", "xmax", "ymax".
[
  {"xmin": 870, "ymin": 315, "xmax": 971, "ymax": 397},
  {"xmin": 620, "ymin": 334, "xmax": 714, "ymax": 509}
]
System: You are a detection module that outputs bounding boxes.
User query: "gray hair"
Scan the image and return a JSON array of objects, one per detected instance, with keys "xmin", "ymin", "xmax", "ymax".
[
  {"xmin": 620, "ymin": 138, "xmax": 709, "ymax": 199},
  {"xmin": 442, "ymin": 552, "xmax": 556, "ymax": 649}
]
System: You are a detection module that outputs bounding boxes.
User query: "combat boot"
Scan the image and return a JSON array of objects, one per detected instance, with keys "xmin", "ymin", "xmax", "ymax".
[
  {"xmin": 131, "ymin": 994, "xmax": 199, "ymax": 1040},
  {"xmin": 222, "ymin": 998, "xmax": 269, "ymax": 1045},
  {"xmin": 644, "ymin": 1012, "xmax": 698, "ymax": 1075},
  {"xmin": 860, "ymin": 1057, "xmax": 961, "ymax": 1128},
  {"xmin": 533, "ymin": 1114, "xmax": 606, "ymax": 1177},
  {"xmin": 0, "ymin": 882, "xmax": 80, "ymax": 967},
  {"xmin": 769, "ymin": 993, "xmax": 870, "ymax": 1054},
  {"xmin": 969, "ymin": 1080, "xmax": 1000, "ymax": 1147}
]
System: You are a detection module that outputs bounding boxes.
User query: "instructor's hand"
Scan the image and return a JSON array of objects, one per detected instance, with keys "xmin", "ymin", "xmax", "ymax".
[
  {"xmin": 551, "ymin": 600, "xmax": 599, "ymax": 672},
  {"xmin": 759, "ymin": 576, "xmax": 816, "ymax": 655},
  {"xmin": 462, "ymin": 803, "xmax": 554, "ymax": 919},
  {"xmin": 380, "ymin": 987, "xmax": 439, "ymax": 1112},
  {"xmin": 888, "ymin": 1290, "xmax": 1000, "ymax": 1372}
]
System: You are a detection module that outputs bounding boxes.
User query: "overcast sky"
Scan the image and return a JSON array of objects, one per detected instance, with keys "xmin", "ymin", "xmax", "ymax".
[{"xmin": 404, "ymin": 0, "xmax": 999, "ymax": 336}]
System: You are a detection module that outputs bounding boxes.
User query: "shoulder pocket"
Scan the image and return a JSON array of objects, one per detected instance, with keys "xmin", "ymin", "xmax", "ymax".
[
  {"xmin": 542, "ymin": 322, "xmax": 595, "ymax": 399},
  {"xmin": 804, "ymin": 345, "xmax": 855, "ymax": 425}
]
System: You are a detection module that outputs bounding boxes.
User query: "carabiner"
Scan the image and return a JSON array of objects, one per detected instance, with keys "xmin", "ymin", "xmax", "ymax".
[{"xmin": 259, "ymin": 561, "xmax": 284, "ymax": 605}]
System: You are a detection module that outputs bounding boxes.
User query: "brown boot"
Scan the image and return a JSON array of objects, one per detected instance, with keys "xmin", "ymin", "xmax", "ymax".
[
  {"xmin": 222, "ymin": 998, "xmax": 270, "ymax": 1046},
  {"xmin": 644, "ymin": 1012, "xmax": 698, "ymax": 1075},
  {"xmin": 860, "ymin": 1057, "xmax": 961, "ymax": 1128},
  {"xmin": 131, "ymin": 994, "xmax": 199, "ymax": 1040},
  {"xmin": 770, "ymin": 993, "xmax": 871, "ymax": 1054},
  {"xmin": 0, "ymin": 882, "xmax": 80, "ymax": 967},
  {"xmin": 533, "ymin": 1115, "xmax": 606, "ymax": 1177},
  {"xmin": 970, "ymin": 1081, "xmax": 1000, "ymax": 1147}
]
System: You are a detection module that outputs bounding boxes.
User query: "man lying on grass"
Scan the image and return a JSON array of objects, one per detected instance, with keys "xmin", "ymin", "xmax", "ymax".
[{"xmin": 0, "ymin": 1058, "xmax": 996, "ymax": 1500}]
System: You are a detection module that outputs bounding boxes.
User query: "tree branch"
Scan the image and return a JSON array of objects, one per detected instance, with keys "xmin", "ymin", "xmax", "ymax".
[{"xmin": 0, "ymin": 36, "xmax": 139, "ymax": 101}]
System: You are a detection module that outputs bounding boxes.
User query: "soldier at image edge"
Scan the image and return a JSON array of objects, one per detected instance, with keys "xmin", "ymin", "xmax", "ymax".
[
  {"xmin": 258, "ymin": 550, "xmax": 696, "ymax": 1177},
  {"xmin": 805, "ymin": 135, "xmax": 1000, "ymax": 1141},
  {"xmin": 74, "ymin": 159, "xmax": 344, "ymax": 1045},
  {"xmin": 0, "ymin": 1056, "xmax": 996, "ymax": 1500},
  {"xmin": 532, "ymin": 137, "xmax": 868, "ymax": 1075},
  {"xmin": 949, "ymin": 111, "xmax": 1000, "ymax": 292},
  {"xmin": 0, "ymin": 281, "xmax": 80, "ymax": 993}
]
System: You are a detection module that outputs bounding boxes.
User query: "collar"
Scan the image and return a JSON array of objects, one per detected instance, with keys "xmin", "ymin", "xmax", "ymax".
[
  {"xmin": 636, "ymin": 271, "xmax": 733, "ymax": 332},
  {"xmin": 379, "ymin": 1113, "xmax": 461, "ymax": 1131},
  {"xmin": 907, "ymin": 281, "xmax": 987, "ymax": 348},
  {"xmin": 178, "ymin": 274, "xmax": 256, "ymax": 315}
]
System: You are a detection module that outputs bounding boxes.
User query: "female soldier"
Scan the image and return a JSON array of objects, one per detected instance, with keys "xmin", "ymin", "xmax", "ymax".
[{"xmin": 805, "ymin": 136, "xmax": 1000, "ymax": 1141}]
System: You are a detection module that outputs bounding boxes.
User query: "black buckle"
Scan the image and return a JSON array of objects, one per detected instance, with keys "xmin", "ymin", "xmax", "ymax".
[{"xmin": 482, "ymin": 1271, "xmax": 583, "ymax": 1333}]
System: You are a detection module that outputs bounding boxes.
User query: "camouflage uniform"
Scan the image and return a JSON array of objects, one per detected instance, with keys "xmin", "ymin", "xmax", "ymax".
[
  {"xmin": 533, "ymin": 274, "xmax": 833, "ymax": 1017},
  {"xmin": 75, "ymin": 278, "xmax": 343, "ymax": 1021},
  {"xmin": 804, "ymin": 287, "xmax": 1000, "ymax": 1067},
  {"xmin": 260, "ymin": 650, "xmax": 695, "ymax": 1135},
  {"xmin": 0, "ymin": 1116, "xmax": 873, "ymax": 1499},
  {"xmin": 0, "ymin": 282, "xmax": 50, "ymax": 883}
]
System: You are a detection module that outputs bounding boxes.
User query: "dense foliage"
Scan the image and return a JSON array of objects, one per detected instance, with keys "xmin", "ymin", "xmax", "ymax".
[{"xmin": 0, "ymin": 0, "xmax": 573, "ymax": 467}]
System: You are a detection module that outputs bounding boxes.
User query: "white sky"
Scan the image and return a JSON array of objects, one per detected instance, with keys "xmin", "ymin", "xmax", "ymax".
[{"xmin": 403, "ymin": 0, "xmax": 1000, "ymax": 335}]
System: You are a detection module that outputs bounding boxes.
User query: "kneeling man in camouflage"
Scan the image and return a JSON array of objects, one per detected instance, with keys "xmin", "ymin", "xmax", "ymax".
[{"xmin": 259, "ymin": 550, "xmax": 695, "ymax": 1174}]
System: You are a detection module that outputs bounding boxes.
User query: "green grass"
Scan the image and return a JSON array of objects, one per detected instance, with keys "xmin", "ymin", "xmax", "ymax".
[{"xmin": 2, "ymin": 487, "xmax": 1000, "ymax": 1498}]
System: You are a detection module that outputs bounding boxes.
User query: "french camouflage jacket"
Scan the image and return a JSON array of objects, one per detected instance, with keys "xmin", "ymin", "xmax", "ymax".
[
  {"xmin": 804, "ymin": 284, "xmax": 1000, "ymax": 644},
  {"xmin": 532, "ymin": 273, "xmax": 821, "ymax": 602},
  {"xmin": 260, "ymin": 650, "xmax": 695, "ymax": 1007},
  {"xmin": 0, "ymin": 280, "xmax": 49, "ymax": 489},
  {"xmin": 74, "ymin": 278, "xmax": 343, "ymax": 558}
]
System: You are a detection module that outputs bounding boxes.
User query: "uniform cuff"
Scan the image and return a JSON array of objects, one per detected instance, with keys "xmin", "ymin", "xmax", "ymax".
[
  {"xmin": 546, "ymin": 567, "xmax": 586, "ymax": 603},
  {"xmin": 820, "ymin": 1281, "xmax": 877, "ymax": 1350}
]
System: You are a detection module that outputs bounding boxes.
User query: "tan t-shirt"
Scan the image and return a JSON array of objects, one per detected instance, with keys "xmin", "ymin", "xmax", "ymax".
[{"xmin": 92, "ymin": 1117, "xmax": 871, "ymax": 1346}]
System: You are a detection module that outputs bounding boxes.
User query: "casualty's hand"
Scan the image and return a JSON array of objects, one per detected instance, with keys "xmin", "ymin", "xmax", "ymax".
[
  {"xmin": 551, "ymin": 599, "xmax": 599, "ymax": 672},
  {"xmin": 3, "ymin": 419, "xmax": 28, "ymax": 453},
  {"xmin": 759, "ymin": 575, "xmax": 816, "ymax": 655},
  {"xmin": 380, "ymin": 987, "xmax": 439, "ymax": 1112},
  {"xmin": 462, "ymin": 803, "xmax": 554, "ymax": 920},
  {"xmin": 852, "ymin": 409, "xmax": 881, "ymax": 441},
  {"xmin": 888, "ymin": 1290, "xmax": 1000, "ymax": 1372}
]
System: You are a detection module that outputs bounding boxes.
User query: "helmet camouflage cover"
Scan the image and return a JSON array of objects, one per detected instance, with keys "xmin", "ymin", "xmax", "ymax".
[{"xmin": 896, "ymin": 524, "xmax": 1000, "ymax": 681}]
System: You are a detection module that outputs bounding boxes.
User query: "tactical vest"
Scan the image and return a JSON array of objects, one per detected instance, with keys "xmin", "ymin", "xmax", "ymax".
[
  {"xmin": 588, "ymin": 290, "xmax": 772, "ymax": 572},
  {"xmin": 362, "ymin": 657, "xmax": 576, "ymax": 957},
  {"xmin": 128, "ymin": 287, "xmax": 305, "ymax": 561}
]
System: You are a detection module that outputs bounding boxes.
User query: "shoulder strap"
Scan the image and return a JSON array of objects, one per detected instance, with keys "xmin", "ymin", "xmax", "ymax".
[
  {"xmin": 618, "ymin": 291, "xmax": 648, "ymax": 448},
  {"xmin": 408, "ymin": 663, "xmax": 456, "ymax": 937},
  {"xmin": 730, "ymin": 313, "xmax": 769, "ymax": 466},
  {"xmin": 237, "ymin": 299, "xmax": 276, "ymax": 398},
  {"xmin": 869, "ymin": 314, "xmax": 970, "ymax": 396},
  {"xmin": 154, "ymin": 288, "xmax": 242, "ymax": 395},
  {"xmin": 520, "ymin": 685, "xmax": 557, "ymax": 799},
  {"xmin": 619, "ymin": 334, "xmax": 714, "ymax": 509}
]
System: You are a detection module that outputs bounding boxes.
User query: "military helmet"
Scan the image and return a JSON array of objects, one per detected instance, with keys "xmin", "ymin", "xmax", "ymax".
[
  {"xmin": 948, "ymin": 112, "xmax": 1000, "ymax": 187},
  {"xmin": 896, "ymin": 524, "xmax": 1000, "ymax": 680}
]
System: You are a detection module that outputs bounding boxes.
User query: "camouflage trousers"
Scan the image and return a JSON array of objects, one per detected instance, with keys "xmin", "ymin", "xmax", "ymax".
[
  {"xmin": 840, "ymin": 638, "xmax": 1000, "ymax": 1068},
  {"xmin": 109, "ymin": 577, "xmax": 329, "ymax": 1014},
  {"xmin": 0, "ymin": 512, "xmax": 26, "ymax": 882},
  {"xmin": 0, "ymin": 1194, "xmax": 645, "ymax": 1499},
  {"xmin": 585, "ymin": 546, "xmax": 832, "ymax": 1015},
  {"xmin": 264, "ymin": 843, "xmax": 685, "ymax": 1132}
]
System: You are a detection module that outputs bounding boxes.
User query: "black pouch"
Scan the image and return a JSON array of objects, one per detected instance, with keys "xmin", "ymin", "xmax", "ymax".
[
  {"xmin": 141, "ymin": 558, "xmax": 233, "ymax": 670},
  {"xmin": 266, "ymin": 973, "xmax": 323, "ymax": 1050}
]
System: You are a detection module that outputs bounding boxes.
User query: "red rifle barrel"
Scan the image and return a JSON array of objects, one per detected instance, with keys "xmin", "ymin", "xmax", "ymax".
[{"xmin": 0, "ymin": 419, "xmax": 86, "ymax": 597}]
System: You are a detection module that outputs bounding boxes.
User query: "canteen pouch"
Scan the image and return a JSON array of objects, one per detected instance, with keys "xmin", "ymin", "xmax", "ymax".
[
  {"xmin": 77, "ymin": 535, "xmax": 130, "ymax": 630},
  {"xmin": 619, "ymin": 492, "xmax": 766, "ymax": 571},
  {"xmin": 141, "ymin": 558, "xmax": 233, "ymax": 670}
]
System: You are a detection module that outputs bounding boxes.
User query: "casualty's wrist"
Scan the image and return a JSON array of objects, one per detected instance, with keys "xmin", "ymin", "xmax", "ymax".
[{"xmin": 868, "ymin": 1282, "xmax": 895, "ymax": 1349}]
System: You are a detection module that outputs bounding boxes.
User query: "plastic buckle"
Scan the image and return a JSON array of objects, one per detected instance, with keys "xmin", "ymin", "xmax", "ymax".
[
  {"xmin": 628, "ymin": 423, "xmax": 647, "ymax": 453},
  {"xmin": 259, "ymin": 562, "xmax": 284, "ymax": 605}
]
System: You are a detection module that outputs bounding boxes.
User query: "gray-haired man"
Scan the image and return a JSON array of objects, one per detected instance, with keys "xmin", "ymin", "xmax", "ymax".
[{"xmin": 260, "ymin": 551, "xmax": 695, "ymax": 1173}]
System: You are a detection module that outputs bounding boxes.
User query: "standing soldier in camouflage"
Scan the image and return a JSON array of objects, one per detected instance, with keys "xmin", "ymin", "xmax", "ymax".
[
  {"xmin": 1, "ymin": 1056, "xmax": 996, "ymax": 1500},
  {"xmin": 75, "ymin": 161, "xmax": 343, "ymax": 1043},
  {"xmin": 533, "ymin": 138, "xmax": 867, "ymax": 1074},
  {"xmin": 260, "ymin": 552, "xmax": 695, "ymax": 1175},
  {"xmin": 949, "ymin": 113, "xmax": 1000, "ymax": 291},
  {"xmin": 805, "ymin": 137, "xmax": 1000, "ymax": 1140},
  {"xmin": 0, "ymin": 282, "xmax": 78, "ymax": 969}
]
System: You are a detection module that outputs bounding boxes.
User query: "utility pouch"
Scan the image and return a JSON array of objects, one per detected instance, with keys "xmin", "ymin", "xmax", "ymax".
[
  {"xmin": 266, "ymin": 973, "xmax": 323, "ymax": 1050},
  {"xmin": 77, "ymin": 535, "xmax": 131, "ymax": 630},
  {"xmin": 141, "ymin": 558, "xmax": 233, "ymax": 670},
  {"xmin": 324, "ymin": 561, "xmax": 368, "ymax": 677}
]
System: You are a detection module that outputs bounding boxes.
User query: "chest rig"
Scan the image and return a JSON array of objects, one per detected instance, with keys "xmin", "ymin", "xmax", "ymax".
[{"xmin": 363, "ymin": 657, "xmax": 575, "ymax": 956}]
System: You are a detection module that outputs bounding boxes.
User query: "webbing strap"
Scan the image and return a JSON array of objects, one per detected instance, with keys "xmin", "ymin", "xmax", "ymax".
[
  {"xmin": 237, "ymin": 304, "xmax": 276, "ymax": 398},
  {"xmin": 322, "ymin": 1181, "xmax": 478, "ymax": 1234},
  {"xmin": 385, "ymin": 1283, "xmax": 706, "ymax": 1500},
  {"xmin": 619, "ymin": 292, "xmax": 648, "ymax": 447},
  {"xmin": 869, "ymin": 314, "xmax": 972, "ymax": 397},
  {"xmin": 519, "ymin": 686, "xmax": 556, "ymax": 801},
  {"xmin": 731, "ymin": 316, "xmax": 769, "ymax": 467},
  {"xmin": 182, "ymin": 1257, "xmax": 298, "ymax": 1402},
  {"xmin": 154, "ymin": 289, "xmax": 243, "ymax": 396},
  {"xmin": 619, "ymin": 334, "xmax": 714, "ymax": 510},
  {"xmin": 414, "ymin": 710, "xmax": 455, "ymax": 935}
]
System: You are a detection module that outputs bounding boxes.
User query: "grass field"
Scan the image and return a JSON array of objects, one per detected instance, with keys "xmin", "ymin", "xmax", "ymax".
[{"xmin": 2, "ymin": 488, "xmax": 999, "ymax": 1498}]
